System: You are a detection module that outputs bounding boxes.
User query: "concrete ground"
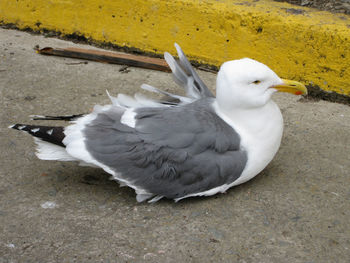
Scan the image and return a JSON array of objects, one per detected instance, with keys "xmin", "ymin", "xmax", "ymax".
[{"xmin": 0, "ymin": 28, "xmax": 349, "ymax": 263}]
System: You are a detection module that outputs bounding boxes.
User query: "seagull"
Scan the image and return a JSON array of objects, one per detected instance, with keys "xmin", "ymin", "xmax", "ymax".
[{"xmin": 9, "ymin": 43, "xmax": 307, "ymax": 202}]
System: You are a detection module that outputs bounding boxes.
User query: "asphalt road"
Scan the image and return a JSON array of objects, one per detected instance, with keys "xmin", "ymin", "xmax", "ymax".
[{"xmin": 1, "ymin": 28, "xmax": 350, "ymax": 263}]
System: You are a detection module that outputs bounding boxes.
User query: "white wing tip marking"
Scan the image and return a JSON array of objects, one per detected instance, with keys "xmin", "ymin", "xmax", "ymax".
[{"xmin": 10, "ymin": 125, "xmax": 26, "ymax": 130}]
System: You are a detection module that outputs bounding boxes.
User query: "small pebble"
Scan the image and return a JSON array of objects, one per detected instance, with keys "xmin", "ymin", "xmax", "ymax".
[{"xmin": 41, "ymin": 201, "xmax": 57, "ymax": 209}]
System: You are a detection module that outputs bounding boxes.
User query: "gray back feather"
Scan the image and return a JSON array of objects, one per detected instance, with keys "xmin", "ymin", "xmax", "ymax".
[{"xmin": 84, "ymin": 99, "xmax": 247, "ymax": 200}]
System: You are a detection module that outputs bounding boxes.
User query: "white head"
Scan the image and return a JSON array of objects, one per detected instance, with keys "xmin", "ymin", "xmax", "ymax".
[{"xmin": 216, "ymin": 58, "xmax": 306, "ymax": 111}]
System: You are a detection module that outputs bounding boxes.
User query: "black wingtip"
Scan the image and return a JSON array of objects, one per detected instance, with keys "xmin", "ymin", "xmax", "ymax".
[
  {"xmin": 29, "ymin": 114, "xmax": 85, "ymax": 121},
  {"xmin": 9, "ymin": 124, "xmax": 66, "ymax": 147}
]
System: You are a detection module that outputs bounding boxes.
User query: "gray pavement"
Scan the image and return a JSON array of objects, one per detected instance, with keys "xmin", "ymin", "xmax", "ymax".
[{"xmin": 1, "ymin": 28, "xmax": 350, "ymax": 263}]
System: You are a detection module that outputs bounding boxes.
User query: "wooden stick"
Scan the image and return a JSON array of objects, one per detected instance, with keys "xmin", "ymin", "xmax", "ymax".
[{"xmin": 36, "ymin": 47, "xmax": 171, "ymax": 72}]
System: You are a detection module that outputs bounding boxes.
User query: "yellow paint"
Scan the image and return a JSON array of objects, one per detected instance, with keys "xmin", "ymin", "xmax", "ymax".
[{"xmin": 1, "ymin": 0, "xmax": 349, "ymax": 95}]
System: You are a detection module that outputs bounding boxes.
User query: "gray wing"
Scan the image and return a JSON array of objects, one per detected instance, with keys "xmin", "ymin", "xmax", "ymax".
[
  {"xmin": 164, "ymin": 43, "xmax": 214, "ymax": 99},
  {"xmin": 83, "ymin": 99, "xmax": 247, "ymax": 201}
]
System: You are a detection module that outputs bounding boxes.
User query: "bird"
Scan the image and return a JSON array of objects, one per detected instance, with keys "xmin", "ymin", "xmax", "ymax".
[{"xmin": 9, "ymin": 43, "xmax": 307, "ymax": 202}]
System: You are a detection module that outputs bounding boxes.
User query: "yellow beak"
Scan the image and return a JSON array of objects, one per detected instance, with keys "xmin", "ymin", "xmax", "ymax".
[{"xmin": 272, "ymin": 79, "xmax": 308, "ymax": 95}]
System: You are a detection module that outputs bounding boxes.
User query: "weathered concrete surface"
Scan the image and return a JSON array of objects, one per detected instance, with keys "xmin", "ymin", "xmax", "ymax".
[{"xmin": 1, "ymin": 28, "xmax": 350, "ymax": 262}]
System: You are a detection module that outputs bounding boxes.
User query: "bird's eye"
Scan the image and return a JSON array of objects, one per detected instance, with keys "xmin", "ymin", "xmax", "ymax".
[{"xmin": 253, "ymin": 80, "xmax": 261, "ymax": 84}]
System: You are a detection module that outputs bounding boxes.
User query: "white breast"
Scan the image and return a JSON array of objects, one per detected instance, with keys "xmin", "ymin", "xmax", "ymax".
[{"xmin": 214, "ymin": 100, "xmax": 284, "ymax": 187}]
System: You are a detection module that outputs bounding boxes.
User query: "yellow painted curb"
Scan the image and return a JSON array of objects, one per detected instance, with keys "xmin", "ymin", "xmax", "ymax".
[{"xmin": 1, "ymin": 0, "xmax": 349, "ymax": 95}]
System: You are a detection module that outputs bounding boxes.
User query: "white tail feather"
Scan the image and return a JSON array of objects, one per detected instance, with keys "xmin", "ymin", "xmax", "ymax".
[{"xmin": 34, "ymin": 138, "xmax": 76, "ymax": 161}]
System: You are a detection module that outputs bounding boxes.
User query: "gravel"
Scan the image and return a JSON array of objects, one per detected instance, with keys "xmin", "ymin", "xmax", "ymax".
[{"xmin": 275, "ymin": 0, "xmax": 350, "ymax": 14}]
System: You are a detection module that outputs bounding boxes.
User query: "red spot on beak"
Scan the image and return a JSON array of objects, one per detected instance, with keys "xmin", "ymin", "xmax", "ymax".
[{"xmin": 295, "ymin": 91, "xmax": 302, "ymax": 95}]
